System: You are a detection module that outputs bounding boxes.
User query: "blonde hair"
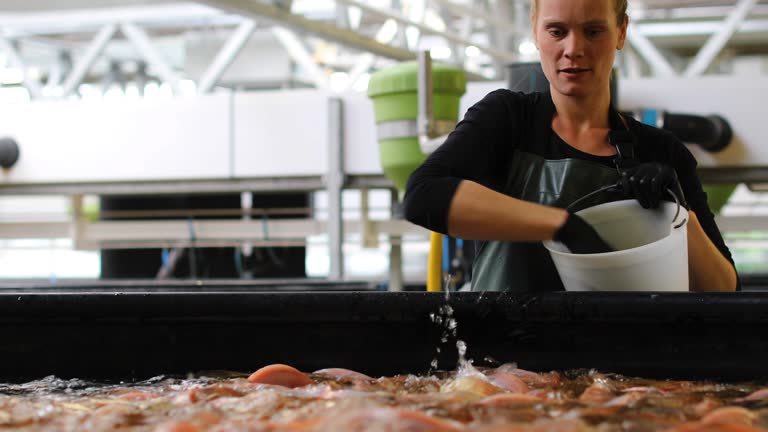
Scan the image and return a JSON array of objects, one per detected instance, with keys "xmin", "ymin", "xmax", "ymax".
[{"xmin": 531, "ymin": 0, "xmax": 628, "ymax": 25}]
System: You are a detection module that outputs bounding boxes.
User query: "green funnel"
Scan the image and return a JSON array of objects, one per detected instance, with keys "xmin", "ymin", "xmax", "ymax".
[{"xmin": 368, "ymin": 61, "xmax": 466, "ymax": 194}]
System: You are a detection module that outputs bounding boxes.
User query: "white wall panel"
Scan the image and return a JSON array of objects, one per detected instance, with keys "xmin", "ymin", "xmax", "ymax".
[
  {"xmin": 620, "ymin": 77, "xmax": 768, "ymax": 167},
  {"xmin": 461, "ymin": 81, "xmax": 505, "ymax": 116},
  {"xmin": 0, "ymin": 94, "xmax": 231, "ymax": 183},
  {"xmin": 0, "ymin": 77, "xmax": 762, "ymax": 188},
  {"xmin": 340, "ymin": 92, "xmax": 382, "ymax": 175},
  {"xmin": 233, "ymin": 90, "xmax": 329, "ymax": 177}
]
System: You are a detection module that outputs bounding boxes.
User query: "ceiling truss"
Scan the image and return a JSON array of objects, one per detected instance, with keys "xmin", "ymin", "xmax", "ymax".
[{"xmin": 0, "ymin": 0, "xmax": 763, "ymax": 100}]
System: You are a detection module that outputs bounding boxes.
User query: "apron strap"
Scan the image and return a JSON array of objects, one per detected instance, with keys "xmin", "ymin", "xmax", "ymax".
[{"xmin": 607, "ymin": 106, "xmax": 639, "ymax": 170}]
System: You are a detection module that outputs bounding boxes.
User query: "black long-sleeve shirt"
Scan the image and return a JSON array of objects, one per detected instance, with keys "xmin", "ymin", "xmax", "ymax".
[{"xmin": 403, "ymin": 89, "xmax": 736, "ymax": 270}]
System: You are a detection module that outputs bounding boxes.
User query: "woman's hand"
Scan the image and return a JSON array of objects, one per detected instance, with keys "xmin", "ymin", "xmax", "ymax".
[
  {"xmin": 554, "ymin": 213, "xmax": 614, "ymax": 254},
  {"xmin": 621, "ymin": 163, "xmax": 688, "ymax": 209}
]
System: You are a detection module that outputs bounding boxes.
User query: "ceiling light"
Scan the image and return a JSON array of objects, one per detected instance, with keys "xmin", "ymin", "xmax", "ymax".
[
  {"xmin": 465, "ymin": 45, "xmax": 481, "ymax": 58},
  {"xmin": 518, "ymin": 40, "xmax": 537, "ymax": 56},
  {"xmin": 430, "ymin": 46, "xmax": 452, "ymax": 60}
]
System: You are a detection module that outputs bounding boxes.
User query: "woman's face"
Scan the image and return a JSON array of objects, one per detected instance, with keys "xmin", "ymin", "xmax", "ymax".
[{"xmin": 533, "ymin": 0, "xmax": 627, "ymax": 99}]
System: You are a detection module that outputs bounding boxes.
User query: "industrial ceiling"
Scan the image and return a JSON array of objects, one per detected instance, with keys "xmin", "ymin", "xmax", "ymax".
[{"xmin": 0, "ymin": 0, "xmax": 765, "ymax": 99}]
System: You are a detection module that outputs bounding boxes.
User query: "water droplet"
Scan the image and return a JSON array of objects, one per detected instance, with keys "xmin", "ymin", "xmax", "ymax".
[{"xmin": 456, "ymin": 340, "xmax": 467, "ymax": 357}]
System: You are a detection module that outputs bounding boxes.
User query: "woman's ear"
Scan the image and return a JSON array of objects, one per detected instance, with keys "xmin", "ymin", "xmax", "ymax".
[
  {"xmin": 530, "ymin": 14, "xmax": 538, "ymax": 49},
  {"xmin": 617, "ymin": 14, "xmax": 629, "ymax": 50}
]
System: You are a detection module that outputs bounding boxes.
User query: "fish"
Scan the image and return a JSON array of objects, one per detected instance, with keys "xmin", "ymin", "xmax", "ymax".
[{"xmin": 248, "ymin": 364, "xmax": 315, "ymax": 388}]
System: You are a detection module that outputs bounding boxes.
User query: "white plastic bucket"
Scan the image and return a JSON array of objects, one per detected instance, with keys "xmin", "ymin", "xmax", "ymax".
[{"xmin": 543, "ymin": 200, "xmax": 689, "ymax": 292}]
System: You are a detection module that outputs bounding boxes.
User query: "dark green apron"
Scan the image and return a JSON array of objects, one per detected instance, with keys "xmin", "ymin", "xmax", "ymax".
[{"xmin": 471, "ymin": 96, "xmax": 634, "ymax": 293}]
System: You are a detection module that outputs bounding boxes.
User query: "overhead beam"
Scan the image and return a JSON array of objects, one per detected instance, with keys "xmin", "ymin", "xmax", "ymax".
[
  {"xmin": 684, "ymin": 0, "xmax": 758, "ymax": 77},
  {"xmin": 343, "ymin": 14, "xmax": 400, "ymax": 91},
  {"xmin": 271, "ymin": 26, "xmax": 329, "ymax": 89},
  {"xmin": 627, "ymin": 24, "xmax": 677, "ymax": 77},
  {"xmin": 430, "ymin": 0, "xmax": 516, "ymax": 29},
  {"xmin": 335, "ymin": 0, "xmax": 516, "ymax": 62},
  {"xmin": 0, "ymin": 37, "xmax": 43, "ymax": 99},
  {"xmin": 637, "ymin": 19, "xmax": 768, "ymax": 37},
  {"xmin": 0, "ymin": 0, "xmax": 182, "ymax": 12},
  {"xmin": 0, "ymin": 4, "xmax": 240, "ymax": 37},
  {"xmin": 61, "ymin": 24, "xmax": 117, "ymax": 97},
  {"xmin": 198, "ymin": 19, "xmax": 256, "ymax": 93},
  {"xmin": 120, "ymin": 22, "xmax": 181, "ymax": 93},
  {"xmin": 197, "ymin": 0, "xmax": 418, "ymax": 61}
]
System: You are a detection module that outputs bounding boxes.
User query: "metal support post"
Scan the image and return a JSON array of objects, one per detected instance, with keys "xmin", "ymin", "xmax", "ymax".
[
  {"xmin": 198, "ymin": 19, "xmax": 256, "ymax": 93},
  {"xmin": 70, "ymin": 194, "xmax": 94, "ymax": 250},
  {"xmin": 417, "ymin": 51, "xmax": 434, "ymax": 139},
  {"xmin": 120, "ymin": 22, "xmax": 181, "ymax": 94},
  {"xmin": 326, "ymin": 98, "xmax": 345, "ymax": 281},
  {"xmin": 0, "ymin": 37, "xmax": 43, "ymax": 99},
  {"xmin": 361, "ymin": 188, "xmax": 379, "ymax": 248},
  {"xmin": 388, "ymin": 189, "xmax": 404, "ymax": 292},
  {"xmin": 61, "ymin": 24, "xmax": 117, "ymax": 97},
  {"xmin": 240, "ymin": 191, "xmax": 253, "ymax": 278},
  {"xmin": 684, "ymin": 0, "xmax": 757, "ymax": 77}
]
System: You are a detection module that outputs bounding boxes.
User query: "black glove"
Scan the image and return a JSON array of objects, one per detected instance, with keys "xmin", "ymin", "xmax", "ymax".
[
  {"xmin": 554, "ymin": 213, "xmax": 614, "ymax": 254},
  {"xmin": 620, "ymin": 163, "xmax": 688, "ymax": 209}
]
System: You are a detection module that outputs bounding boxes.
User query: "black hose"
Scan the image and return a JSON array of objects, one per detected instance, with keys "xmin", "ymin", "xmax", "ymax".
[{"xmin": 662, "ymin": 113, "xmax": 733, "ymax": 153}]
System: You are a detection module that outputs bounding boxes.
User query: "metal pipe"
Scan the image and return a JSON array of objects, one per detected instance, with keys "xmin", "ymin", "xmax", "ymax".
[
  {"xmin": 388, "ymin": 189, "xmax": 403, "ymax": 292},
  {"xmin": 417, "ymin": 50, "xmax": 434, "ymax": 140},
  {"xmin": 326, "ymin": 97, "xmax": 345, "ymax": 280}
]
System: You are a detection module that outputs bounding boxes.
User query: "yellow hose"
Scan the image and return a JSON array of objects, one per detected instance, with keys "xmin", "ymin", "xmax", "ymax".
[{"xmin": 427, "ymin": 231, "xmax": 443, "ymax": 292}]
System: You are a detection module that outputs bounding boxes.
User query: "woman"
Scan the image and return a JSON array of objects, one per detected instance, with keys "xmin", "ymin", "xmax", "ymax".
[{"xmin": 403, "ymin": 0, "xmax": 737, "ymax": 292}]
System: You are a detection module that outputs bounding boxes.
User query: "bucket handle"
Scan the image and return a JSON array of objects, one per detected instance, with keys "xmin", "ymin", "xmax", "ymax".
[{"xmin": 566, "ymin": 183, "xmax": 687, "ymax": 230}]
